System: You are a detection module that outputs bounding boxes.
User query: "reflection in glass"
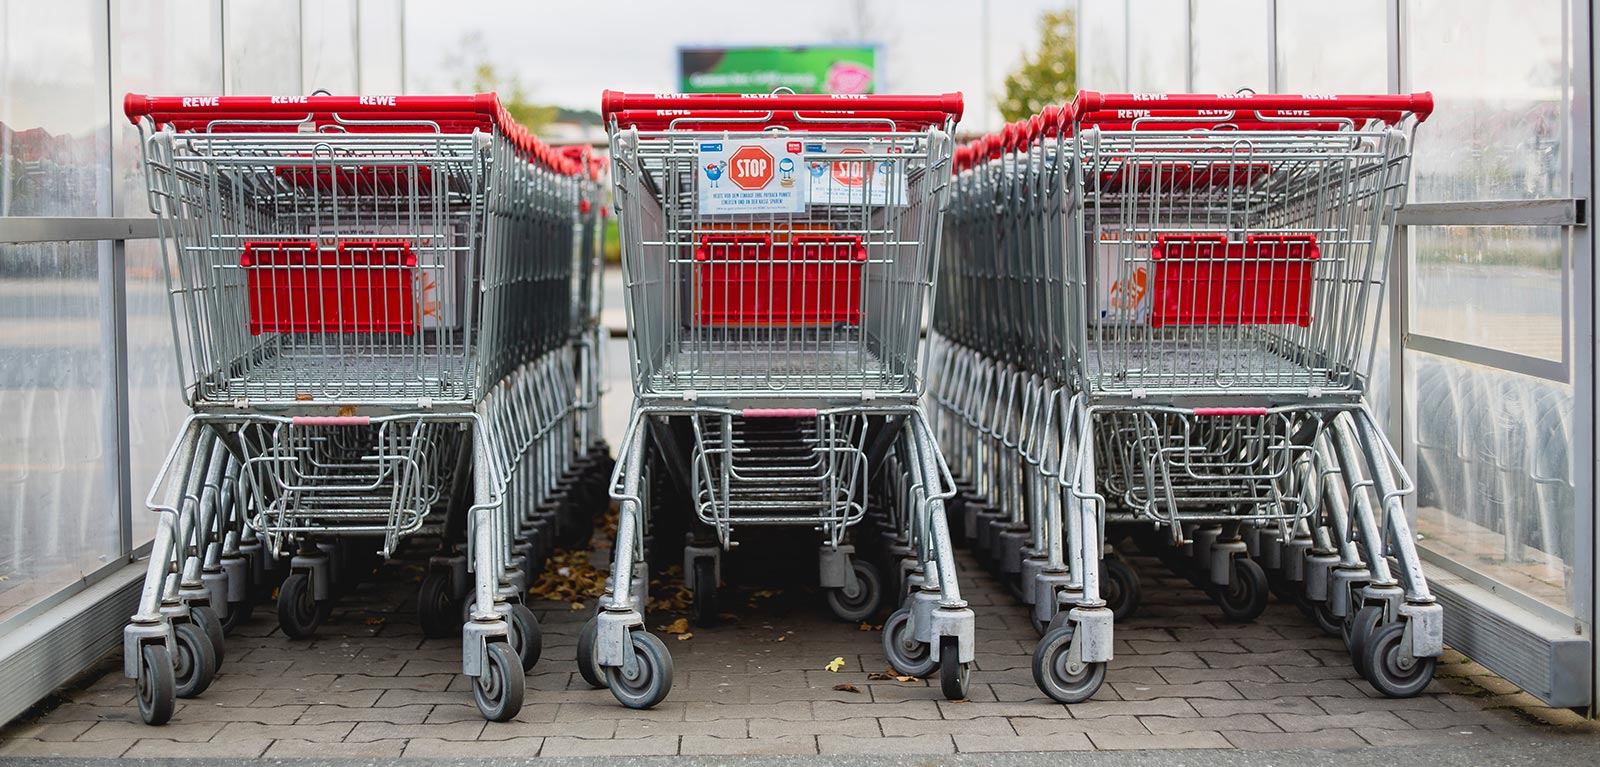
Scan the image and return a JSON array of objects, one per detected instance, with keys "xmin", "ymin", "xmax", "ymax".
[
  {"xmin": 1407, "ymin": 351, "xmax": 1575, "ymax": 615},
  {"xmin": 358, "ymin": 0, "xmax": 406, "ymax": 93},
  {"xmin": 304, "ymin": 0, "xmax": 359, "ymax": 94},
  {"xmin": 1077, "ymin": 0, "xmax": 1127, "ymax": 92},
  {"xmin": 225, "ymin": 0, "xmax": 303, "ymax": 94},
  {"xmin": 1409, "ymin": 226, "xmax": 1565, "ymax": 362},
  {"xmin": 1127, "ymin": 0, "xmax": 1186, "ymax": 91},
  {"xmin": 1275, "ymin": 0, "xmax": 1387, "ymax": 92},
  {"xmin": 1189, "ymin": 0, "xmax": 1267, "ymax": 93}
]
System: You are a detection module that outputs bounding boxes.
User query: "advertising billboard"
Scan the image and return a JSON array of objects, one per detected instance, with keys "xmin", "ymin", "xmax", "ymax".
[{"xmin": 677, "ymin": 45, "xmax": 881, "ymax": 95}]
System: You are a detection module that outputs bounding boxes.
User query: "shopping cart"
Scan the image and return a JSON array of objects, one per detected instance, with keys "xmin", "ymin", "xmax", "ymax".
[
  {"xmin": 121, "ymin": 93, "xmax": 593, "ymax": 724},
  {"xmin": 935, "ymin": 91, "xmax": 1441, "ymax": 703},
  {"xmin": 588, "ymin": 90, "xmax": 972, "ymax": 708}
]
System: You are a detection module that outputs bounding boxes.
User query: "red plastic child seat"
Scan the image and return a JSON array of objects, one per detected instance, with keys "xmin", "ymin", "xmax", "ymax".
[
  {"xmin": 694, "ymin": 233, "xmax": 867, "ymax": 326},
  {"xmin": 1150, "ymin": 233, "xmax": 1319, "ymax": 328},
  {"xmin": 241, "ymin": 240, "xmax": 417, "ymax": 335}
]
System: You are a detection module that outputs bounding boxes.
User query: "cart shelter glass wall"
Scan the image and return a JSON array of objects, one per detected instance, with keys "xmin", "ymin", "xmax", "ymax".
[{"xmin": 1077, "ymin": 0, "xmax": 1597, "ymax": 714}]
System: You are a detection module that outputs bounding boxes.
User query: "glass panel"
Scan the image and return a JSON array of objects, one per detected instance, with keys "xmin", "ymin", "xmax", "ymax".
[
  {"xmin": 1409, "ymin": 226, "xmax": 1565, "ymax": 362},
  {"xmin": 224, "ymin": 0, "xmax": 302, "ymax": 95},
  {"xmin": 1189, "ymin": 0, "xmax": 1268, "ymax": 93},
  {"xmin": 1405, "ymin": 0, "xmax": 1567, "ymax": 201},
  {"xmin": 357, "ymin": 0, "xmax": 405, "ymax": 93},
  {"xmin": 116, "ymin": 0, "xmax": 222, "ymax": 544},
  {"xmin": 1408, "ymin": 350, "xmax": 1576, "ymax": 615},
  {"xmin": 1127, "ymin": 0, "xmax": 1187, "ymax": 91},
  {"xmin": 1275, "ymin": 0, "xmax": 1388, "ymax": 92},
  {"xmin": 0, "ymin": 242, "xmax": 118, "ymax": 622},
  {"xmin": 1078, "ymin": 0, "xmax": 1127, "ymax": 91},
  {"xmin": 303, "ymin": 0, "xmax": 358, "ymax": 94}
]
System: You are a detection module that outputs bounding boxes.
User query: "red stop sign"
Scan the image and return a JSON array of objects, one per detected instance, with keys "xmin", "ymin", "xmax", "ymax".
[
  {"xmin": 832, "ymin": 147, "xmax": 868, "ymax": 187},
  {"xmin": 728, "ymin": 145, "xmax": 775, "ymax": 191}
]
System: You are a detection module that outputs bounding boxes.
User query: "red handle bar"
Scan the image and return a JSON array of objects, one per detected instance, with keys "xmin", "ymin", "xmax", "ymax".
[{"xmin": 601, "ymin": 90, "xmax": 964, "ymax": 123}]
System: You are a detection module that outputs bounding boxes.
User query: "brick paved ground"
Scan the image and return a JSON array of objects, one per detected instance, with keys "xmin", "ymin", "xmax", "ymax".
[{"xmin": 2, "ymin": 538, "xmax": 1595, "ymax": 758}]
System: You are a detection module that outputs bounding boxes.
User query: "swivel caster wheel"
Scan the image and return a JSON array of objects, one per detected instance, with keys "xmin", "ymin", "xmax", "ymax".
[
  {"xmin": 276, "ymin": 572, "xmax": 328, "ymax": 639},
  {"xmin": 1032, "ymin": 623, "xmax": 1106, "ymax": 704},
  {"xmin": 938, "ymin": 636, "xmax": 970, "ymax": 700},
  {"xmin": 606, "ymin": 630, "xmax": 673, "ymax": 710},
  {"xmin": 472, "ymin": 642, "xmax": 525, "ymax": 722},
  {"xmin": 691, "ymin": 557, "xmax": 719, "ymax": 628},
  {"xmin": 190, "ymin": 604, "xmax": 226, "ymax": 665},
  {"xmin": 416, "ymin": 571, "xmax": 462, "ymax": 639},
  {"xmin": 825, "ymin": 560, "xmax": 882, "ymax": 623},
  {"xmin": 881, "ymin": 607, "xmax": 936, "ymax": 678},
  {"xmin": 1364, "ymin": 621, "xmax": 1436, "ymax": 698},
  {"xmin": 1101, "ymin": 557, "xmax": 1142, "ymax": 622},
  {"xmin": 575, "ymin": 616, "xmax": 606, "ymax": 689},
  {"xmin": 1345, "ymin": 604, "xmax": 1384, "ymax": 678},
  {"xmin": 507, "ymin": 603, "xmax": 543, "ymax": 672},
  {"xmin": 1211, "ymin": 558, "xmax": 1268, "ymax": 622},
  {"xmin": 136, "ymin": 644, "xmax": 175, "ymax": 726},
  {"xmin": 219, "ymin": 599, "xmax": 254, "ymax": 634},
  {"xmin": 172, "ymin": 622, "xmax": 217, "ymax": 699}
]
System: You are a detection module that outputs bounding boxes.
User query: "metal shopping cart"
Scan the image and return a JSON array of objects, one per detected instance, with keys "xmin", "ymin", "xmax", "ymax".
[
  {"xmin": 587, "ymin": 90, "xmax": 973, "ymax": 708},
  {"xmin": 121, "ymin": 93, "xmax": 594, "ymax": 724},
  {"xmin": 935, "ymin": 91, "xmax": 1442, "ymax": 703}
]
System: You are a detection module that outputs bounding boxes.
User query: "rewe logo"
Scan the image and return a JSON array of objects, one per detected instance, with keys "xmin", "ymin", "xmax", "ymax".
[
  {"xmin": 359, "ymin": 96, "xmax": 397, "ymax": 106},
  {"xmin": 182, "ymin": 97, "xmax": 219, "ymax": 108},
  {"xmin": 832, "ymin": 147, "xmax": 868, "ymax": 187},
  {"xmin": 728, "ymin": 145, "xmax": 774, "ymax": 191}
]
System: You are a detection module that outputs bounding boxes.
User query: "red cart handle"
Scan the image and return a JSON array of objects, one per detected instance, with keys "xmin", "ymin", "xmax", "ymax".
[
  {"xmin": 1072, "ymin": 91, "xmax": 1433, "ymax": 123},
  {"xmin": 124, "ymin": 93, "xmax": 501, "ymax": 125},
  {"xmin": 601, "ymin": 90, "xmax": 964, "ymax": 122}
]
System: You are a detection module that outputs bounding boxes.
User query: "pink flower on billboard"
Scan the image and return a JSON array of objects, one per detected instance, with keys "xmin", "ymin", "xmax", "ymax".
[{"xmin": 825, "ymin": 61, "xmax": 873, "ymax": 94}]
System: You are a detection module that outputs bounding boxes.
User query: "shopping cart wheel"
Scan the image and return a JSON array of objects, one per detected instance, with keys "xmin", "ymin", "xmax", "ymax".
[
  {"xmin": 1304, "ymin": 596, "xmax": 1342, "ymax": 637},
  {"xmin": 276, "ymin": 572, "xmax": 324, "ymax": 639},
  {"xmin": 606, "ymin": 630, "xmax": 673, "ymax": 710},
  {"xmin": 881, "ymin": 608, "xmax": 936, "ymax": 678},
  {"xmin": 1101, "ymin": 558, "xmax": 1142, "ymax": 622},
  {"xmin": 473, "ymin": 642, "xmax": 525, "ymax": 722},
  {"xmin": 220, "ymin": 599, "xmax": 254, "ymax": 634},
  {"xmin": 575, "ymin": 616, "xmax": 606, "ymax": 689},
  {"xmin": 1345, "ymin": 604, "xmax": 1385, "ymax": 678},
  {"xmin": 190, "ymin": 604, "xmax": 226, "ymax": 665},
  {"xmin": 1211, "ymin": 558, "xmax": 1268, "ymax": 622},
  {"xmin": 172, "ymin": 622, "xmax": 217, "ymax": 699},
  {"xmin": 691, "ymin": 557, "xmax": 719, "ymax": 628},
  {"xmin": 507, "ymin": 603, "xmax": 542, "ymax": 672},
  {"xmin": 417, "ymin": 571, "xmax": 461, "ymax": 639},
  {"xmin": 825, "ymin": 561, "xmax": 882, "ymax": 623},
  {"xmin": 1267, "ymin": 569, "xmax": 1299, "ymax": 602},
  {"xmin": 1363, "ymin": 621, "xmax": 1436, "ymax": 698},
  {"xmin": 938, "ymin": 636, "xmax": 970, "ymax": 700},
  {"xmin": 136, "ymin": 644, "xmax": 176, "ymax": 726},
  {"xmin": 1032, "ymin": 623, "xmax": 1106, "ymax": 704}
]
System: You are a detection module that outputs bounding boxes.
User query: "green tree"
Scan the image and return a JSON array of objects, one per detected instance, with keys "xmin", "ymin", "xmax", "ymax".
[
  {"xmin": 446, "ymin": 34, "xmax": 558, "ymax": 132},
  {"xmin": 999, "ymin": 8, "xmax": 1077, "ymax": 123}
]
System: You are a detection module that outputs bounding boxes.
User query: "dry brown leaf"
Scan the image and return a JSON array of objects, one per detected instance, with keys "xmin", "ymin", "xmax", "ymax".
[
  {"xmin": 867, "ymin": 672, "xmax": 893, "ymax": 680},
  {"xmin": 832, "ymin": 684, "xmax": 861, "ymax": 693},
  {"xmin": 661, "ymin": 618, "xmax": 690, "ymax": 635},
  {"xmin": 776, "ymin": 635, "xmax": 786, "ymax": 642},
  {"xmin": 364, "ymin": 617, "xmax": 385, "ymax": 625},
  {"xmin": 858, "ymin": 622, "xmax": 872, "ymax": 631},
  {"xmin": 677, "ymin": 632, "xmax": 694, "ymax": 641}
]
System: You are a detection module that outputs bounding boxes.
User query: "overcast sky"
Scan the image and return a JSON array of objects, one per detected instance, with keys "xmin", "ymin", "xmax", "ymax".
[{"xmin": 402, "ymin": 0, "xmax": 1067, "ymax": 133}]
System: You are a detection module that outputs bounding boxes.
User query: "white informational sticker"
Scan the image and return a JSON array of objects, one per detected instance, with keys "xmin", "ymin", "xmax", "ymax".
[
  {"xmin": 1093, "ymin": 225, "xmax": 1150, "ymax": 326},
  {"xmin": 696, "ymin": 138, "xmax": 808, "ymax": 215},
  {"xmin": 804, "ymin": 141, "xmax": 909, "ymax": 206}
]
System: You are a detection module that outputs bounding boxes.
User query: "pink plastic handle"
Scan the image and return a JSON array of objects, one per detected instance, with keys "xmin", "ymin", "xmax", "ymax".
[
  {"xmin": 601, "ymin": 90, "xmax": 964, "ymax": 122},
  {"xmin": 1074, "ymin": 91, "xmax": 1434, "ymax": 122},
  {"xmin": 741, "ymin": 408, "xmax": 819, "ymax": 418},
  {"xmin": 291, "ymin": 416, "xmax": 373, "ymax": 426},
  {"xmin": 1191, "ymin": 407, "xmax": 1269, "ymax": 417}
]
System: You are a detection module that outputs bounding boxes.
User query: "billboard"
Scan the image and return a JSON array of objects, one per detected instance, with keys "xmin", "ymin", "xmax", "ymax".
[{"xmin": 677, "ymin": 45, "xmax": 881, "ymax": 95}]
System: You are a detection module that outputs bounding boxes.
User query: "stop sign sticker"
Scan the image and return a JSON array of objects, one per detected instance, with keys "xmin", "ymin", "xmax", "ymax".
[
  {"xmin": 698, "ymin": 138, "xmax": 806, "ymax": 215},
  {"xmin": 729, "ymin": 145, "xmax": 774, "ymax": 191}
]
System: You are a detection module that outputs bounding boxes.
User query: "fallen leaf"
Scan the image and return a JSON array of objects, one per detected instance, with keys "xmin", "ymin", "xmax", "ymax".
[
  {"xmin": 825, "ymin": 656, "xmax": 845, "ymax": 673},
  {"xmin": 832, "ymin": 684, "xmax": 861, "ymax": 693},
  {"xmin": 858, "ymin": 622, "xmax": 872, "ymax": 631},
  {"xmin": 776, "ymin": 636, "xmax": 786, "ymax": 642},
  {"xmin": 661, "ymin": 618, "xmax": 690, "ymax": 635},
  {"xmin": 364, "ymin": 617, "xmax": 385, "ymax": 625},
  {"xmin": 868, "ymin": 672, "xmax": 893, "ymax": 680},
  {"xmin": 752, "ymin": 589, "xmax": 778, "ymax": 599},
  {"xmin": 569, "ymin": 602, "xmax": 585, "ymax": 611},
  {"xmin": 677, "ymin": 632, "xmax": 693, "ymax": 641}
]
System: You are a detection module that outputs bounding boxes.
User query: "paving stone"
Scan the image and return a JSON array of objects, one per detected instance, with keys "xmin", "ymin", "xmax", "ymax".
[
  {"xmin": 404, "ymin": 736, "xmax": 544, "ymax": 757},
  {"xmin": 815, "ymin": 699, "xmax": 941, "ymax": 720},
  {"xmin": 124, "ymin": 737, "xmax": 273, "ymax": 758},
  {"xmin": 215, "ymin": 672, "xmax": 335, "ymax": 691},
  {"xmin": 954, "ymin": 733, "xmax": 1094, "ymax": 752},
  {"xmin": 1314, "ymin": 694, "xmax": 1453, "ymax": 714},
  {"xmin": 1394, "ymin": 707, "xmax": 1530, "ymax": 730},
  {"xmin": 1067, "ymin": 698, "xmax": 1199, "ymax": 719},
  {"xmin": 1224, "ymin": 727, "xmax": 1361, "ymax": 749},
  {"xmin": 1190, "ymin": 697, "xmax": 1324, "ymax": 717},
  {"xmin": 1356, "ymin": 725, "xmax": 1506, "ymax": 746},
  {"xmin": 1, "ymin": 721, "xmax": 92, "ymax": 742},
  {"xmin": 1112, "ymin": 681, "xmax": 1241, "ymax": 700},
  {"xmin": 1087, "ymin": 730, "xmax": 1231, "ymax": 750},
  {"xmin": 680, "ymin": 735, "xmax": 818, "ymax": 756},
  {"xmin": 333, "ymin": 673, "xmax": 453, "ymax": 691},
  {"xmin": 1156, "ymin": 665, "xmax": 1282, "ymax": 685},
  {"xmin": 1143, "ymin": 713, "xmax": 1279, "ymax": 735},
  {"xmin": 541, "ymin": 734, "xmax": 679, "ymax": 756},
  {"xmin": 1009, "ymin": 715, "xmax": 1148, "ymax": 737},
  {"xmin": 684, "ymin": 701, "xmax": 809, "ymax": 721},
  {"xmin": 556, "ymin": 701, "xmax": 688, "ymax": 722},
  {"xmin": 295, "ymin": 702, "xmax": 431, "ymax": 724},
  {"xmin": 1230, "ymin": 679, "xmax": 1368, "ymax": 699},
  {"xmin": 615, "ymin": 718, "xmax": 746, "ymax": 738},
  {"xmin": 264, "ymin": 738, "xmax": 406, "ymax": 758},
  {"xmin": 1107, "ymin": 651, "xmax": 1208, "ymax": 669},
  {"xmin": 748, "ymin": 717, "xmax": 880, "ymax": 738},
  {"xmin": 246, "ymin": 689, "xmax": 380, "ymax": 708},
  {"xmin": 215, "ymin": 721, "xmax": 355, "ymax": 743},
  {"xmin": 938, "ymin": 700, "xmax": 1075, "ymax": 720},
  {"xmin": 0, "ymin": 738, "xmax": 130, "ymax": 757},
  {"xmin": 818, "ymin": 734, "xmax": 955, "ymax": 755},
  {"xmin": 881, "ymin": 716, "xmax": 1014, "ymax": 736},
  {"xmin": 346, "ymin": 720, "xmax": 487, "ymax": 742},
  {"xmin": 1200, "ymin": 649, "xmax": 1322, "ymax": 668},
  {"xmin": 477, "ymin": 720, "xmax": 617, "ymax": 739},
  {"xmin": 77, "ymin": 720, "xmax": 223, "ymax": 743},
  {"xmin": 1268, "ymin": 710, "xmax": 1413, "ymax": 732}
]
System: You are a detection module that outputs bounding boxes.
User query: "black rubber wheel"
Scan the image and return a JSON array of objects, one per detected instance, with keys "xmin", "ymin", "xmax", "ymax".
[
  {"xmin": 220, "ymin": 599, "xmax": 254, "ymax": 634},
  {"xmin": 606, "ymin": 630, "xmax": 674, "ymax": 710},
  {"xmin": 1347, "ymin": 604, "xmax": 1385, "ymax": 678},
  {"xmin": 508, "ymin": 603, "xmax": 542, "ymax": 672},
  {"xmin": 190, "ymin": 604, "xmax": 226, "ymax": 665},
  {"xmin": 472, "ymin": 642, "xmax": 526, "ymax": 722},
  {"xmin": 1310, "ymin": 598, "xmax": 1343, "ymax": 636},
  {"xmin": 1268, "ymin": 569, "xmax": 1299, "ymax": 602},
  {"xmin": 417, "ymin": 571, "xmax": 460, "ymax": 639},
  {"xmin": 1212, "ymin": 557, "xmax": 1269, "ymax": 622},
  {"xmin": 1032, "ymin": 623, "xmax": 1106, "ymax": 704},
  {"xmin": 1364, "ymin": 621, "xmax": 1437, "ymax": 698},
  {"xmin": 172, "ymin": 622, "xmax": 217, "ymax": 699},
  {"xmin": 576, "ymin": 616, "xmax": 606, "ymax": 689},
  {"xmin": 276, "ymin": 572, "xmax": 323, "ymax": 639},
  {"xmin": 825, "ymin": 560, "xmax": 882, "ymax": 623},
  {"xmin": 881, "ymin": 607, "xmax": 936, "ymax": 678},
  {"xmin": 938, "ymin": 636, "xmax": 970, "ymax": 700},
  {"xmin": 691, "ymin": 557, "xmax": 719, "ymax": 628},
  {"xmin": 136, "ymin": 644, "xmax": 175, "ymax": 726},
  {"xmin": 1101, "ymin": 557, "xmax": 1142, "ymax": 622}
]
